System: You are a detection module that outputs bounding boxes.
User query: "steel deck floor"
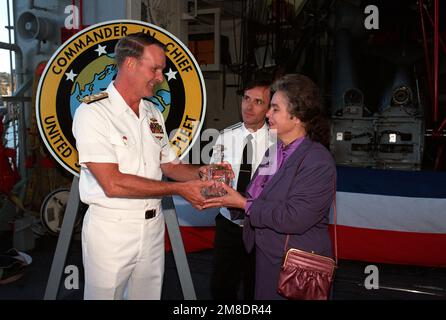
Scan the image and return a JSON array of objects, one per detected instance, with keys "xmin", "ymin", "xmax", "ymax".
[{"xmin": 0, "ymin": 233, "xmax": 445, "ymax": 300}]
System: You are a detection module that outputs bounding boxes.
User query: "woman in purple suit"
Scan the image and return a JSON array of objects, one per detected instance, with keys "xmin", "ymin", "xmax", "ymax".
[{"xmin": 204, "ymin": 74, "xmax": 336, "ymax": 300}]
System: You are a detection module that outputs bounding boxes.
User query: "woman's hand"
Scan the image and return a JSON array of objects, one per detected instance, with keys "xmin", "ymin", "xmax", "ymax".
[{"xmin": 202, "ymin": 182, "xmax": 246, "ymax": 209}]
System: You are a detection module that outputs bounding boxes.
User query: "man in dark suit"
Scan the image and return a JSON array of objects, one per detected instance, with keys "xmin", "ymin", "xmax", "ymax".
[
  {"xmin": 204, "ymin": 74, "xmax": 336, "ymax": 299},
  {"xmin": 210, "ymin": 77, "xmax": 273, "ymax": 300}
]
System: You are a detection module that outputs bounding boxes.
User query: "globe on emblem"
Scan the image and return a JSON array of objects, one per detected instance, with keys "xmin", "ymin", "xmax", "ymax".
[{"xmin": 69, "ymin": 54, "xmax": 171, "ymax": 119}]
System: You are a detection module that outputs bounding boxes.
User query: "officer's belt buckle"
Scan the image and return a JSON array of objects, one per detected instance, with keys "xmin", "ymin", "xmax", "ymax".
[{"xmin": 145, "ymin": 209, "xmax": 157, "ymax": 219}]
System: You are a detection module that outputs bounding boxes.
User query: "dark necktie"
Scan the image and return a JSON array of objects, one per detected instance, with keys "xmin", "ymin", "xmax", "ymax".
[{"xmin": 236, "ymin": 134, "xmax": 253, "ymax": 195}]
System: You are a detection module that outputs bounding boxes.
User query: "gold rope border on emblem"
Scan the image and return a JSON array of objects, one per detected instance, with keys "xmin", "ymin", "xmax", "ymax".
[{"xmin": 36, "ymin": 20, "xmax": 207, "ymax": 176}]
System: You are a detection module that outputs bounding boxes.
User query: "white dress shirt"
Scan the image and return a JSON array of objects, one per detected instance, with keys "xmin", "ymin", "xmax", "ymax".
[
  {"xmin": 72, "ymin": 82, "xmax": 178, "ymax": 212},
  {"xmin": 212, "ymin": 122, "xmax": 274, "ymax": 225}
]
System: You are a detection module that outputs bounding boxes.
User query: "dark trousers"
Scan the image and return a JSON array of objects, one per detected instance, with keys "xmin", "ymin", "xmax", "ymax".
[{"xmin": 211, "ymin": 213, "xmax": 255, "ymax": 300}]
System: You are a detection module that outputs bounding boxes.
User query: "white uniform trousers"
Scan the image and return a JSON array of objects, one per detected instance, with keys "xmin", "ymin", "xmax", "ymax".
[{"xmin": 82, "ymin": 205, "xmax": 165, "ymax": 300}]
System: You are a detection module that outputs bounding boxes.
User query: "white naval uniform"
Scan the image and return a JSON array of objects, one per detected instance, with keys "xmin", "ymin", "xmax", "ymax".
[
  {"xmin": 212, "ymin": 122, "xmax": 274, "ymax": 226},
  {"xmin": 72, "ymin": 82, "xmax": 177, "ymax": 300}
]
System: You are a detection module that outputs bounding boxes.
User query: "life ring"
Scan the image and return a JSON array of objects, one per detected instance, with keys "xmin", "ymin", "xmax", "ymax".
[{"xmin": 40, "ymin": 188, "xmax": 82, "ymax": 235}]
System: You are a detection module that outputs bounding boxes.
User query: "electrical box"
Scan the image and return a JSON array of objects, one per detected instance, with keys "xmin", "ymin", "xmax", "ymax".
[
  {"xmin": 375, "ymin": 118, "xmax": 424, "ymax": 170},
  {"xmin": 331, "ymin": 117, "xmax": 376, "ymax": 167}
]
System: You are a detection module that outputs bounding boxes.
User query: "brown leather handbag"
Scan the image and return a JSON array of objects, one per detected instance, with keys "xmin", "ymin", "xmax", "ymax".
[{"xmin": 277, "ymin": 181, "xmax": 338, "ymax": 300}]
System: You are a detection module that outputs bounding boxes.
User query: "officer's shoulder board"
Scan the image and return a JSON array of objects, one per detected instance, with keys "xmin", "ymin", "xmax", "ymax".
[
  {"xmin": 220, "ymin": 122, "xmax": 242, "ymax": 134},
  {"xmin": 81, "ymin": 92, "xmax": 109, "ymax": 104}
]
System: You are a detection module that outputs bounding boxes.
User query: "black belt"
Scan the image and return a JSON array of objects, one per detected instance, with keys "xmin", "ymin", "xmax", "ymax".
[{"xmin": 145, "ymin": 209, "xmax": 157, "ymax": 219}]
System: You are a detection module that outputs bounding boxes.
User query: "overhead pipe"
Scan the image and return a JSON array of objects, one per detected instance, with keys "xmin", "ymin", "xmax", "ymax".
[
  {"xmin": 71, "ymin": 0, "xmax": 77, "ymax": 29},
  {"xmin": 193, "ymin": 0, "xmax": 197, "ymax": 18},
  {"xmin": 332, "ymin": 28, "xmax": 363, "ymax": 116},
  {"xmin": 71, "ymin": 0, "xmax": 84, "ymax": 30},
  {"xmin": 71, "ymin": 0, "xmax": 83, "ymax": 29},
  {"xmin": 79, "ymin": 0, "xmax": 83, "ymax": 28},
  {"xmin": 27, "ymin": 0, "xmax": 48, "ymax": 11},
  {"xmin": 435, "ymin": 117, "xmax": 446, "ymax": 136},
  {"xmin": 6, "ymin": 0, "xmax": 14, "ymax": 90},
  {"xmin": 425, "ymin": 0, "xmax": 445, "ymax": 171},
  {"xmin": 331, "ymin": 2, "xmax": 365, "ymax": 117},
  {"xmin": 433, "ymin": 0, "xmax": 439, "ymax": 123},
  {"xmin": 434, "ymin": 144, "xmax": 444, "ymax": 170},
  {"xmin": 423, "ymin": 3, "xmax": 446, "ymax": 55},
  {"xmin": 66, "ymin": 0, "xmax": 83, "ymax": 37},
  {"xmin": 418, "ymin": 0, "xmax": 434, "ymax": 110}
]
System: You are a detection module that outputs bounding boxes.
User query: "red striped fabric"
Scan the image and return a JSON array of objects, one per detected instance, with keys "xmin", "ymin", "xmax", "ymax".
[
  {"xmin": 166, "ymin": 225, "xmax": 446, "ymax": 267},
  {"xmin": 329, "ymin": 225, "xmax": 446, "ymax": 267},
  {"xmin": 165, "ymin": 226, "xmax": 215, "ymax": 252}
]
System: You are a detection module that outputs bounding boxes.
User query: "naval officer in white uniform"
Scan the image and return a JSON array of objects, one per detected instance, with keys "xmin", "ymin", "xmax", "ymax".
[{"xmin": 72, "ymin": 32, "xmax": 213, "ymax": 300}]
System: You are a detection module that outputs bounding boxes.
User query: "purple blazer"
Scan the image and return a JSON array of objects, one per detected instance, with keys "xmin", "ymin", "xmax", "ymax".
[{"xmin": 243, "ymin": 138, "xmax": 336, "ymax": 265}]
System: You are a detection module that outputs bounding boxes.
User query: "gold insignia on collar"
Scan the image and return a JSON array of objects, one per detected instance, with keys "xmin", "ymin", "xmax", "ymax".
[{"xmin": 81, "ymin": 92, "xmax": 109, "ymax": 104}]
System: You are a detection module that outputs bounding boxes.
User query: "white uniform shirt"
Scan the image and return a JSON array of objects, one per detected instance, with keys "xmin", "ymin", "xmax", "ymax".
[
  {"xmin": 72, "ymin": 82, "xmax": 177, "ymax": 211},
  {"xmin": 212, "ymin": 122, "xmax": 274, "ymax": 225}
]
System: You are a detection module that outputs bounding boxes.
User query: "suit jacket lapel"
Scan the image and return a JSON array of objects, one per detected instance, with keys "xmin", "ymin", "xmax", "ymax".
[{"xmin": 257, "ymin": 138, "xmax": 313, "ymax": 198}]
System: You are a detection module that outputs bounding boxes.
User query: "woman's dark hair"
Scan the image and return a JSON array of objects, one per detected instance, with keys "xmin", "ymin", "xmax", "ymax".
[
  {"xmin": 114, "ymin": 32, "xmax": 165, "ymax": 67},
  {"xmin": 271, "ymin": 74, "xmax": 330, "ymax": 146}
]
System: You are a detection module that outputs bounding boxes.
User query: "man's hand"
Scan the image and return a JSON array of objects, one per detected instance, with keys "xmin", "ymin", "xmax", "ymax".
[
  {"xmin": 178, "ymin": 180, "xmax": 215, "ymax": 210},
  {"xmin": 198, "ymin": 165, "xmax": 210, "ymax": 181}
]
